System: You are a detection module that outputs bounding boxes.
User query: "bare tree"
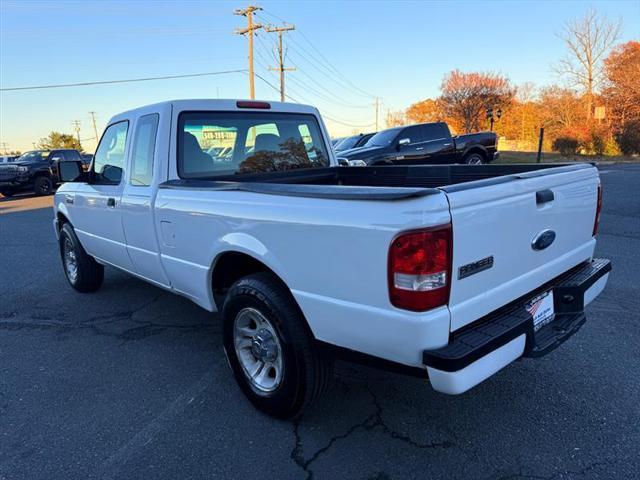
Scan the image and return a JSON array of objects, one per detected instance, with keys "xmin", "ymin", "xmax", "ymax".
[{"xmin": 555, "ymin": 8, "xmax": 621, "ymax": 119}]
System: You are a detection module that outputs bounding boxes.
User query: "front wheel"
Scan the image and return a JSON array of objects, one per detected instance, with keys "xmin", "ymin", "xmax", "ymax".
[
  {"xmin": 464, "ymin": 153, "xmax": 485, "ymax": 165},
  {"xmin": 59, "ymin": 223, "xmax": 104, "ymax": 292},
  {"xmin": 34, "ymin": 176, "xmax": 53, "ymax": 195},
  {"xmin": 222, "ymin": 273, "xmax": 333, "ymax": 419}
]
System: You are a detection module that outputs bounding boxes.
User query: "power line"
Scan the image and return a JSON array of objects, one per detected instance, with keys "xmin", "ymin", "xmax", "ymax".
[
  {"xmin": 0, "ymin": 69, "xmax": 247, "ymax": 92},
  {"xmin": 254, "ymin": 14, "xmax": 371, "ymax": 110},
  {"xmin": 253, "ymin": 72, "xmax": 374, "ymax": 129},
  {"xmin": 261, "ymin": 9, "xmax": 375, "ymax": 99},
  {"xmin": 295, "ymin": 28, "xmax": 376, "ymax": 99}
]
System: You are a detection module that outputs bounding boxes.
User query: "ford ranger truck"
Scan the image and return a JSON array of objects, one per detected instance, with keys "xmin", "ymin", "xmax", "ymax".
[{"xmin": 53, "ymin": 100, "xmax": 610, "ymax": 419}]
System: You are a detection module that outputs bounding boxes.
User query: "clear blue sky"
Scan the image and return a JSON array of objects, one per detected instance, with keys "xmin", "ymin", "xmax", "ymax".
[{"xmin": 1, "ymin": 0, "xmax": 638, "ymax": 152}]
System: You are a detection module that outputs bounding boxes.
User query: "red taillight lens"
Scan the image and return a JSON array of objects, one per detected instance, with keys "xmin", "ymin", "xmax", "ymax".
[
  {"xmin": 593, "ymin": 184, "xmax": 602, "ymax": 236},
  {"xmin": 236, "ymin": 101, "xmax": 271, "ymax": 109},
  {"xmin": 388, "ymin": 224, "xmax": 452, "ymax": 311}
]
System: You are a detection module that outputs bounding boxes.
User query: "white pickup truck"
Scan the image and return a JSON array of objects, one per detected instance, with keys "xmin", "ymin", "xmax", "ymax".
[{"xmin": 53, "ymin": 99, "xmax": 610, "ymax": 418}]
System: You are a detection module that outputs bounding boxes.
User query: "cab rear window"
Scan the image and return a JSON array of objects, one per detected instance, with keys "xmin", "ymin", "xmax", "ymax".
[{"xmin": 177, "ymin": 112, "xmax": 329, "ymax": 178}]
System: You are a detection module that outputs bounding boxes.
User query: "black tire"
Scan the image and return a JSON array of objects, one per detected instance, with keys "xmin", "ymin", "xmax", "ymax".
[
  {"xmin": 222, "ymin": 272, "xmax": 333, "ymax": 419},
  {"xmin": 59, "ymin": 223, "xmax": 104, "ymax": 293},
  {"xmin": 0, "ymin": 190, "xmax": 14, "ymax": 197},
  {"xmin": 464, "ymin": 152, "xmax": 485, "ymax": 165},
  {"xmin": 34, "ymin": 176, "xmax": 53, "ymax": 195}
]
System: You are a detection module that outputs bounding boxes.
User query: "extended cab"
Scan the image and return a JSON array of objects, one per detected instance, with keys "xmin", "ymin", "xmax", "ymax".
[
  {"xmin": 53, "ymin": 100, "xmax": 609, "ymax": 418},
  {"xmin": 0, "ymin": 149, "xmax": 83, "ymax": 197},
  {"xmin": 338, "ymin": 122, "xmax": 498, "ymax": 166}
]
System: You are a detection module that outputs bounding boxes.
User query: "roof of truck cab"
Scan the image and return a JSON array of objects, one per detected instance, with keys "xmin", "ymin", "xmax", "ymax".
[{"xmin": 108, "ymin": 99, "xmax": 320, "ymax": 123}]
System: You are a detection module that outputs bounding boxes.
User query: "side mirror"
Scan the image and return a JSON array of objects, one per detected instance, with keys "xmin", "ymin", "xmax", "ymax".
[
  {"xmin": 337, "ymin": 157, "xmax": 349, "ymax": 166},
  {"xmin": 397, "ymin": 138, "xmax": 410, "ymax": 150},
  {"xmin": 58, "ymin": 160, "xmax": 84, "ymax": 182},
  {"xmin": 50, "ymin": 156, "xmax": 63, "ymax": 162},
  {"xmin": 102, "ymin": 164, "xmax": 123, "ymax": 183}
]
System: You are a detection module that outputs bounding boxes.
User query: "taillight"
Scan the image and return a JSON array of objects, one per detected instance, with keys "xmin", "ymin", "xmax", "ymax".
[
  {"xmin": 236, "ymin": 101, "xmax": 271, "ymax": 109},
  {"xmin": 593, "ymin": 184, "xmax": 602, "ymax": 236},
  {"xmin": 388, "ymin": 224, "xmax": 452, "ymax": 311}
]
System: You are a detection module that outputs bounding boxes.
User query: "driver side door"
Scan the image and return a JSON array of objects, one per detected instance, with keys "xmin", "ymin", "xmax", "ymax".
[{"xmin": 72, "ymin": 121, "xmax": 135, "ymax": 272}]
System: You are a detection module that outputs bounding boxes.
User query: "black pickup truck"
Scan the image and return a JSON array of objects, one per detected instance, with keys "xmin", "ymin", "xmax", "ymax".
[
  {"xmin": 0, "ymin": 149, "xmax": 83, "ymax": 197},
  {"xmin": 336, "ymin": 122, "xmax": 499, "ymax": 166}
]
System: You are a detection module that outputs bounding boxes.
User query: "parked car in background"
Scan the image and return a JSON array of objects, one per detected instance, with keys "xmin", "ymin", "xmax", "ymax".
[
  {"xmin": 337, "ymin": 122, "xmax": 498, "ymax": 166},
  {"xmin": 53, "ymin": 99, "xmax": 608, "ymax": 419},
  {"xmin": 0, "ymin": 149, "xmax": 83, "ymax": 196},
  {"xmin": 0, "ymin": 155, "xmax": 18, "ymax": 163},
  {"xmin": 334, "ymin": 132, "xmax": 375, "ymax": 152}
]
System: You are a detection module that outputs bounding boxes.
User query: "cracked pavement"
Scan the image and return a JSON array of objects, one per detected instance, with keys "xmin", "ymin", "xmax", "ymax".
[{"xmin": 1, "ymin": 165, "xmax": 639, "ymax": 480}]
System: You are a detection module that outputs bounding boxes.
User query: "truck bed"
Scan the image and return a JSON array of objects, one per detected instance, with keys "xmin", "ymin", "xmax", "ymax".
[{"xmin": 160, "ymin": 163, "xmax": 592, "ymax": 200}]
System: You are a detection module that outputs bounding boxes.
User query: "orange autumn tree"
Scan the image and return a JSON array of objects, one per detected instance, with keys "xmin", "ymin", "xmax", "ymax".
[
  {"xmin": 603, "ymin": 41, "xmax": 640, "ymax": 153},
  {"xmin": 439, "ymin": 70, "xmax": 515, "ymax": 133}
]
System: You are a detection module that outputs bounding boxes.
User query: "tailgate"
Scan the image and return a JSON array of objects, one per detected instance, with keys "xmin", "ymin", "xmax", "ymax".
[{"xmin": 443, "ymin": 164, "xmax": 600, "ymax": 331}]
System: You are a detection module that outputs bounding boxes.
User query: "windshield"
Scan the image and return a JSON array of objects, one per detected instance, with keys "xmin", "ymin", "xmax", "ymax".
[
  {"xmin": 16, "ymin": 150, "xmax": 49, "ymax": 163},
  {"xmin": 365, "ymin": 128, "xmax": 401, "ymax": 147},
  {"xmin": 335, "ymin": 135, "xmax": 360, "ymax": 151},
  {"xmin": 178, "ymin": 111, "xmax": 329, "ymax": 178}
]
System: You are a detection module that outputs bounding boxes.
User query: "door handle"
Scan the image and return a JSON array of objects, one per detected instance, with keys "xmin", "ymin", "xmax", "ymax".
[
  {"xmin": 416, "ymin": 147, "xmax": 424, "ymax": 151},
  {"xmin": 443, "ymin": 143, "xmax": 452, "ymax": 146},
  {"xmin": 107, "ymin": 197, "xmax": 116, "ymax": 207},
  {"xmin": 536, "ymin": 189, "xmax": 554, "ymax": 204}
]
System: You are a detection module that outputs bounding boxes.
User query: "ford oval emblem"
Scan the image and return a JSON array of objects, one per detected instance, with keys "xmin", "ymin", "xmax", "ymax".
[{"xmin": 531, "ymin": 229, "xmax": 556, "ymax": 251}]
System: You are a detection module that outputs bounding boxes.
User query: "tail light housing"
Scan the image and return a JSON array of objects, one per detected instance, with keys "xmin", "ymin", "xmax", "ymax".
[
  {"xmin": 388, "ymin": 224, "xmax": 452, "ymax": 311},
  {"xmin": 593, "ymin": 184, "xmax": 602, "ymax": 236}
]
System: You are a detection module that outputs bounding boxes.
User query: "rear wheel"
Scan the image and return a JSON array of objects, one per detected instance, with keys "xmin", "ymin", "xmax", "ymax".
[
  {"xmin": 222, "ymin": 272, "xmax": 333, "ymax": 419},
  {"xmin": 464, "ymin": 152, "xmax": 485, "ymax": 165},
  {"xmin": 59, "ymin": 223, "xmax": 104, "ymax": 292},
  {"xmin": 34, "ymin": 176, "xmax": 53, "ymax": 195}
]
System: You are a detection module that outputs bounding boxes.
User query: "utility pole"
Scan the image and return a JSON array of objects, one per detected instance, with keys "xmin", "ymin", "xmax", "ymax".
[
  {"xmin": 1, "ymin": 142, "xmax": 7, "ymax": 154},
  {"xmin": 234, "ymin": 5, "xmax": 263, "ymax": 99},
  {"xmin": 89, "ymin": 111, "xmax": 99, "ymax": 143},
  {"xmin": 265, "ymin": 24, "xmax": 295, "ymax": 102},
  {"xmin": 71, "ymin": 120, "xmax": 82, "ymax": 148},
  {"xmin": 374, "ymin": 97, "xmax": 380, "ymax": 131}
]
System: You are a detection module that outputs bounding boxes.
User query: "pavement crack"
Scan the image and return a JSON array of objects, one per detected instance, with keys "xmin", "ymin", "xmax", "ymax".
[{"xmin": 290, "ymin": 385, "xmax": 453, "ymax": 479}]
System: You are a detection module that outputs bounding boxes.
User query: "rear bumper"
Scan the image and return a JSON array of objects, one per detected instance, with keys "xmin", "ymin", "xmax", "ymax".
[{"xmin": 423, "ymin": 258, "xmax": 611, "ymax": 394}]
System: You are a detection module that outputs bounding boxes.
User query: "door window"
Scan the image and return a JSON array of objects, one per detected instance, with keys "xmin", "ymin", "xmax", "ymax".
[
  {"xmin": 64, "ymin": 150, "xmax": 82, "ymax": 161},
  {"xmin": 94, "ymin": 121, "xmax": 129, "ymax": 184},
  {"xmin": 130, "ymin": 114, "xmax": 159, "ymax": 186},
  {"xmin": 423, "ymin": 124, "xmax": 444, "ymax": 140},
  {"xmin": 400, "ymin": 125, "xmax": 426, "ymax": 145}
]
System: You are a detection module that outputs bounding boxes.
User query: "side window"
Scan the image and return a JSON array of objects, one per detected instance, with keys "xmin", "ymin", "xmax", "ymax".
[
  {"xmin": 423, "ymin": 124, "xmax": 442, "ymax": 140},
  {"xmin": 94, "ymin": 121, "xmax": 128, "ymax": 184},
  {"xmin": 130, "ymin": 114, "xmax": 159, "ymax": 186},
  {"xmin": 65, "ymin": 150, "xmax": 81, "ymax": 161},
  {"xmin": 401, "ymin": 125, "xmax": 426, "ymax": 145}
]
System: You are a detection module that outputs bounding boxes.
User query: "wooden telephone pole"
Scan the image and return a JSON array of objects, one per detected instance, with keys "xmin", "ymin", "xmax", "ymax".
[
  {"xmin": 234, "ymin": 5, "xmax": 263, "ymax": 99},
  {"xmin": 88, "ymin": 111, "xmax": 99, "ymax": 143},
  {"xmin": 265, "ymin": 24, "xmax": 295, "ymax": 102}
]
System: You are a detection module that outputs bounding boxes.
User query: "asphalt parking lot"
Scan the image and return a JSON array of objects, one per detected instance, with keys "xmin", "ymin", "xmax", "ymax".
[{"xmin": 1, "ymin": 164, "xmax": 638, "ymax": 480}]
